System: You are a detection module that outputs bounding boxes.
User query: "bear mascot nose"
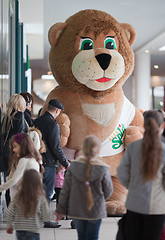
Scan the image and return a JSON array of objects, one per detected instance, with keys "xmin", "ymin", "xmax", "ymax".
[{"xmin": 95, "ymin": 53, "xmax": 112, "ymax": 71}]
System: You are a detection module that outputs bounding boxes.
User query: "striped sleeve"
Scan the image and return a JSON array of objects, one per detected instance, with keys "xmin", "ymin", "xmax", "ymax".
[
  {"xmin": 7, "ymin": 200, "xmax": 15, "ymax": 228},
  {"xmin": 39, "ymin": 197, "xmax": 51, "ymax": 222}
]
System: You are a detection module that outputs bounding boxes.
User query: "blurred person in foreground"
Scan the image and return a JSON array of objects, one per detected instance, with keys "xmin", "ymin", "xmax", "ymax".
[{"xmin": 117, "ymin": 110, "xmax": 165, "ymax": 240}]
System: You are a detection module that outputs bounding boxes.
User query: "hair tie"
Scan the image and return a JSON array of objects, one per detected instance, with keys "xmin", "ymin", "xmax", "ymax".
[
  {"xmin": 13, "ymin": 133, "xmax": 24, "ymax": 144},
  {"xmin": 85, "ymin": 181, "xmax": 89, "ymax": 186}
]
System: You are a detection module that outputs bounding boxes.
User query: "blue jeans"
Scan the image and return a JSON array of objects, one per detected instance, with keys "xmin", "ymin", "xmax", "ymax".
[
  {"xmin": 73, "ymin": 219, "xmax": 102, "ymax": 240},
  {"xmin": 16, "ymin": 231, "xmax": 40, "ymax": 240},
  {"xmin": 43, "ymin": 166, "xmax": 56, "ymax": 203}
]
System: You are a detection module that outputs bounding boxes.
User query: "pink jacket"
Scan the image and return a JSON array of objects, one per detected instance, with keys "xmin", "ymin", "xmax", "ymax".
[
  {"xmin": 160, "ymin": 226, "xmax": 165, "ymax": 240},
  {"xmin": 55, "ymin": 167, "xmax": 65, "ymax": 188}
]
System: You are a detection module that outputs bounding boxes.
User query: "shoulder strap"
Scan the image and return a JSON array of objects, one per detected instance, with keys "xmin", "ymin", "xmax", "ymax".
[{"xmin": 3, "ymin": 123, "xmax": 11, "ymax": 146}]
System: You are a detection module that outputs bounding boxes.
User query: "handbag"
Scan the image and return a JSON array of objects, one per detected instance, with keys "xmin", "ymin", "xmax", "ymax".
[
  {"xmin": 0, "ymin": 123, "xmax": 11, "ymax": 172},
  {"xmin": 116, "ymin": 214, "xmax": 127, "ymax": 240}
]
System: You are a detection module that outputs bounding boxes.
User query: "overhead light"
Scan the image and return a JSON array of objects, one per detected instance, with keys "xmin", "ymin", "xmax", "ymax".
[
  {"xmin": 160, "ymin": 101, "xmax": 163, "ymax": 107},
  {"xmin": 145, "ymin": 50, "xmax": 150, "ymax": 53},
  {"xmin": 0, "ymin": 74, "xmax": 9, "ymax": 79},
  {"xmin": 41, "ymin": 74, "xmax": 54, "ymax": 80},
  {"xmin": 153, "ymin": 65, "xmax": 159, "ymax": 69},
  {"xmin": 159, "ymin": 45, "xmax": 165, "ymax": 51}
]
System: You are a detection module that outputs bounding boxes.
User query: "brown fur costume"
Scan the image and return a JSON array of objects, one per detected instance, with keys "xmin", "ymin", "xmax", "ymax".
[{"xmin": 42, "ymin": 9, "xmax": 144, "ymax": 214}]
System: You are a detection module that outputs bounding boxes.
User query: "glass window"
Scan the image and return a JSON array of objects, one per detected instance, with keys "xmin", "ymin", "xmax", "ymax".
[{"xmin": 0, "ymin": 0, "xmax": 10, "ymax": 116}]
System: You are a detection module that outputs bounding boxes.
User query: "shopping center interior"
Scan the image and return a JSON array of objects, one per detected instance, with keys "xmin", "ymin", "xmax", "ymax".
[
  {"xmin": 0, "ymin": 0, "xmax": 165, "ymax": 239},
  {"xmin": 1, "ymin": 0, "xmax": 165, "ymax": 115}
]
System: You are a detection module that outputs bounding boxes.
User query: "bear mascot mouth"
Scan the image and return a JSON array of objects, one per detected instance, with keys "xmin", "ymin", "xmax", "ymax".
[{"xmin": 96, "ymin": 77, "xmax": 111, "ymax": 83}]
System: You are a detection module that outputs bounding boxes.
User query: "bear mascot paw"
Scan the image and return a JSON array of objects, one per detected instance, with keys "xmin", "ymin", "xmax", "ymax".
[{"xmin": 42, "ymin": 9, "xmax": 144, "ymax": 215}]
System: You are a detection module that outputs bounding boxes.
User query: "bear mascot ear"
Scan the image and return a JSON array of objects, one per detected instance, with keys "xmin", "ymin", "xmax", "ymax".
[
  {"xmin": 48, "ymin": 22, "xmax": 67, "ymax": 47},
  {"xmin": 121, "ymin": 23, "xmax": 136, "ymax": 46}
]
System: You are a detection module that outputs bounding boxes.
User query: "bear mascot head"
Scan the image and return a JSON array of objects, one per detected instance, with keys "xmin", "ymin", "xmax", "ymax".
[{"xmin": 42, "ymin": 9, "xmax": 144, "ymax": 214}]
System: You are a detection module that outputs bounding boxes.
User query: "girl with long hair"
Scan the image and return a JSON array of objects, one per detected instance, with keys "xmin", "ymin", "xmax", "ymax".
[
  {"xmin": 1, "ymin": 94, "xmax": 28, "ymax": 172},
  {"xmin": 1, "ymin": 94, "xmax": 28, "ymax": 206},
  {"xmin": 0, "ymin": 132, "xmax": 41, "ymax": 199},
  {"xmin": 117, "ymin": 110, "xmax": 165, "ymax": 240},
  {"xmin": 55, "ymin": 135, "xmax": 113, "ymax": 240},
  {"xmin": 6, "ymin": 169, "xmax": 50, "ymax": 240}
]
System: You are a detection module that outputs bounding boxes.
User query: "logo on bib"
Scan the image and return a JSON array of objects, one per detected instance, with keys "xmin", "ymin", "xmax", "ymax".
[{"xmin": 108, "ymin": 123, "xmax": 125, "ymax": 149}]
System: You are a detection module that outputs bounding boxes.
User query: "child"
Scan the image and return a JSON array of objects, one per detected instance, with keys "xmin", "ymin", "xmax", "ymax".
[
  {"xmin": 54, "ymin": 164, "xmax": 65, "ymax": 204},
  {"xmin": 55, "ymin": 135, "xmax": 113, "ymax": 240},
  {"xmin": 28, "ymin": 127, "xmax": 46, "ymax": 154},
  {"xmin": 55, "ymin": 164, "xmax": 75, "ymax": 228},
  {"xmin": 6, "ymin": 169, "xmax": 50, "ymax": 240},
  {"xmin": 0, "ymin": 132, "xmax": 41, "ymax": 199},
  {"xmin": 28, "ymin": 127, "xmax": 46, "ymax": 174}
]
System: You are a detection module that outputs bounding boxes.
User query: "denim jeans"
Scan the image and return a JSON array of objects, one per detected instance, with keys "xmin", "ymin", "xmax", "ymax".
[
  {"xmin": 73, "ymin": 219, "xmax": 102, "ymax": 240},
  {"xmin": 16, "ymin": 231, "xmax": 40, "ymax": 240},
  {"xmin": 43, "ymin": 166, "xmax": 56, "ymax": 203}
]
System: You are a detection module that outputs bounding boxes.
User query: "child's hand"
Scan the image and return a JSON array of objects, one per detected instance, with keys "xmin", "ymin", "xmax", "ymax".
[{"xmin": 6, "ymin": 228, "xmax": 13, "ymax": 234}]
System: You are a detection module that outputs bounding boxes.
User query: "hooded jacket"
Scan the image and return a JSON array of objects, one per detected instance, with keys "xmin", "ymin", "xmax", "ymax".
[{"xmin": 56, "ymin": 157, "xmax": 113, "ymax": 220}]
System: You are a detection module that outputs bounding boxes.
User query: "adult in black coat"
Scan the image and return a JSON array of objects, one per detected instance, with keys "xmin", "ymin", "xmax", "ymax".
[{"xmin": 34, "ymin": 99, "xmax": 69, "ymax": 228}]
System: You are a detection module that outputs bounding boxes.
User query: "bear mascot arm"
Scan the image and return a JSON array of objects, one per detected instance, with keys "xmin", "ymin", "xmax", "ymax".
[{"xmin": 41, "ymin": 10, "xmax": 144, "ymax": 214}]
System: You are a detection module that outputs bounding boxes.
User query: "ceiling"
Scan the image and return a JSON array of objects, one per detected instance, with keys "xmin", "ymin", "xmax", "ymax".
[{"xmin": 19, "ymin": 0, "xmax": 165, "ymax": 79}]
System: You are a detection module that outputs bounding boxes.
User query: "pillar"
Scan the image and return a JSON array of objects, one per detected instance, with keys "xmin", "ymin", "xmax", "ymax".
[{"xmin": 134, "ymin": 51, "xmax": 151, "ymax": 111}]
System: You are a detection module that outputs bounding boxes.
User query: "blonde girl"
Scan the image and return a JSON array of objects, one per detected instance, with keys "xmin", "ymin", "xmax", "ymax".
[
  {"xmin": 6, "ymin": 169, "xmax": 50, "ymax": 240},
  {"xmin": 55, "ymin": 135, "xmax": 113, "ymax": 240},
  {"xmin": 1, "ymin": 94, "xmax": 28, "ymax": 173},
  {"xmin": 2, "ymin": 94, "xmax": 27, "ymax": 135},
  {"xmin": 0, "ymin": 132, "xmax": 41, "ymax": 199}
]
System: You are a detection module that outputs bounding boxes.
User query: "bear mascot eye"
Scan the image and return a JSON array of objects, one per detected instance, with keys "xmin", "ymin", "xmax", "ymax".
[
  {"xmin": 104, "ymin": 36, "xmax": 117, "ymax": 50},
  {"xmin": 79, "ymin": 37, "xmax": 93, "ymax": 50}
]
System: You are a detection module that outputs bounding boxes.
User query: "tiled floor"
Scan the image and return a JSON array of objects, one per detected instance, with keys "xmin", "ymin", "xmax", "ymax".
[
  {"xmin": 0, "ymin": 195, "xmax": 119, "ymax": 240},
  {"xmin": 0, "ymin": 218, "xmax": 119, "ymax": 240}
]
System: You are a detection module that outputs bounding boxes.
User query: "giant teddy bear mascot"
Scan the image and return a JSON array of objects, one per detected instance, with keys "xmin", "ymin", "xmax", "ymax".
[{"xmin": 42, "ymin": 9, "xmax": 144, "ymax": 215}]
